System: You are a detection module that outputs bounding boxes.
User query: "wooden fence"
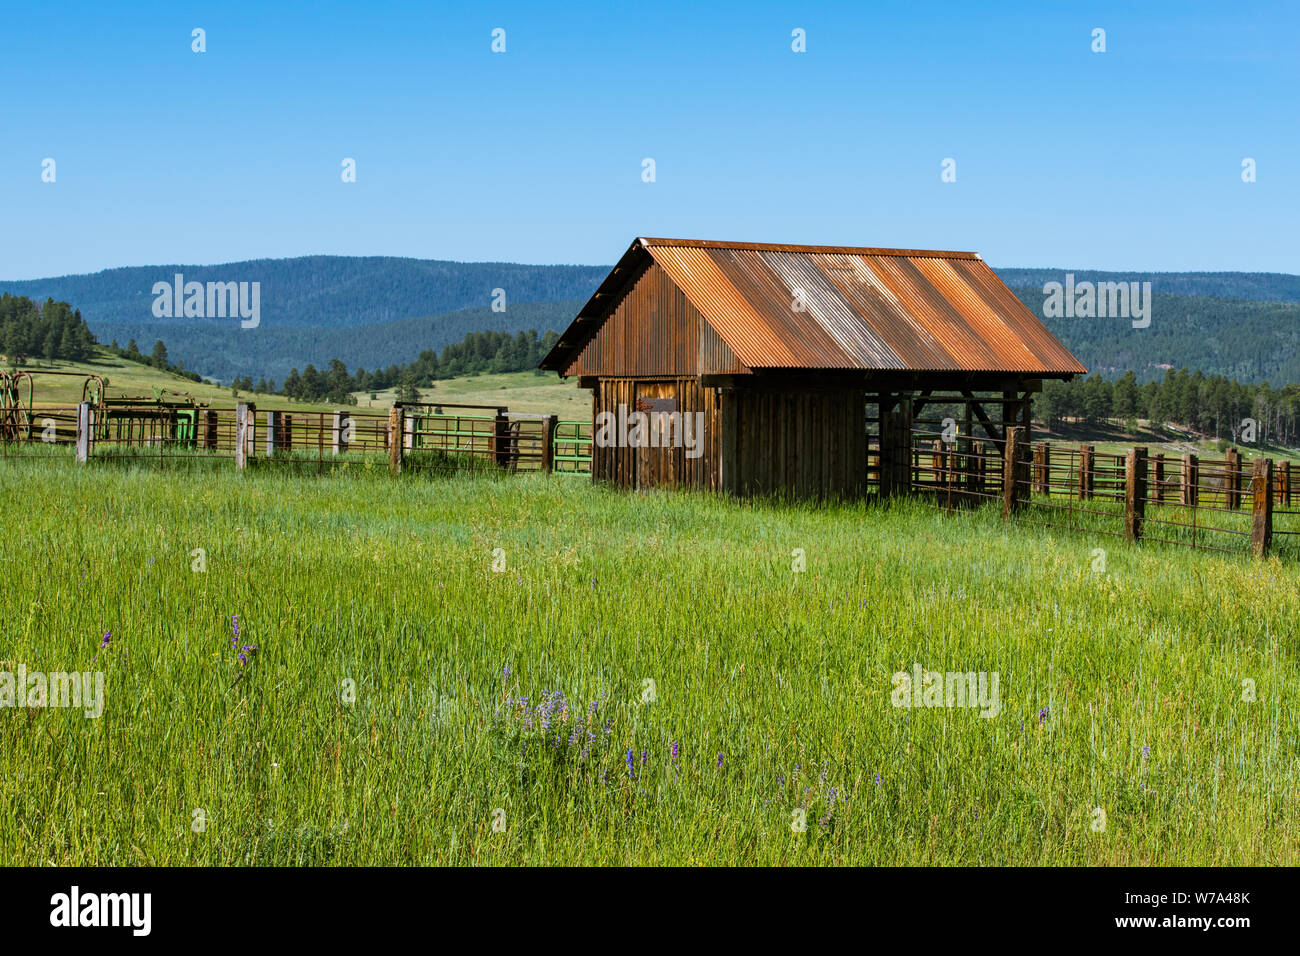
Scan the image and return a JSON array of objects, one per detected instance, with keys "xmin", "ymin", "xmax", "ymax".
[
  {"xmin": 902, "ymin": 428, "xmax": 1297, "ymax": 558},
  {"xmin": 2, "ymin": 401, "xmax": 594, "ymax": 476}
]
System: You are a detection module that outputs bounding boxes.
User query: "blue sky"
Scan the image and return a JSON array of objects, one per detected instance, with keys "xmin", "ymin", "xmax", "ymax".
[{"xmin": 1, "ymin": 0, "xmax": 1295, "ymax": 279}]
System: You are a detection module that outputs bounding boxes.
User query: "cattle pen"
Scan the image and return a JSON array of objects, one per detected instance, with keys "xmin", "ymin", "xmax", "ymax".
[
  {"xmin": 5, "ymin": 234, "xmax": 1300, "ymax": 560},
  {"xmin": 3, "ymin": 389, "xmax": 1299, "ymax": 561}
]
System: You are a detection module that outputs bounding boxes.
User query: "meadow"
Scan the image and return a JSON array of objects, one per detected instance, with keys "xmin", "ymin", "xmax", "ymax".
[{"xmin": 1, "ymin": 457, "xmax": 1298, "ymax": 865}]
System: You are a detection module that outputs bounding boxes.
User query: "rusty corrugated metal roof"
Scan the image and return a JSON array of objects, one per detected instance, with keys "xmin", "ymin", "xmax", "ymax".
[{"xmin": 540, "ymin": 237, "xmax": 1087, "ymax": 376}]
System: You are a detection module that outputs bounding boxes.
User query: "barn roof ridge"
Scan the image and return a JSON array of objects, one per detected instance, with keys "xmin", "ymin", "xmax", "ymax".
[
  {"xmin": 637, "ymin": 237, "xmax": 982, "ymax": 260},
  {"xmin": 539, "ymin": 236, "xmax": 1087, "ymax": 377}
]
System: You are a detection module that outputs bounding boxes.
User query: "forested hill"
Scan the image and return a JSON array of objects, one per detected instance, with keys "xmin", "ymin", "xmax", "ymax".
[
  {"xmin": 3, "ymin": 255, "xmax": 1299, "ymax": 386},
  {"xmin": 993, "ymin": 268, "xmax": 1300, "ymax": 302},
  {"xmin": 0, "ymin": 256, "xmax": 609, "ymax": 329}
]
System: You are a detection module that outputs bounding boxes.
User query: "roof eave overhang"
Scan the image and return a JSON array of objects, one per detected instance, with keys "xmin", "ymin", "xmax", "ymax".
[{"xmin": 538, "ymin": 238, "xmax": 654, "ymax": 373}]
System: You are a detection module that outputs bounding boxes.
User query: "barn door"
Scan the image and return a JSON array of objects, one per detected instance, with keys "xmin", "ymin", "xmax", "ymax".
[{"xmin": 635, "ymin": 382, "xmax": 676, "ymax": 490}]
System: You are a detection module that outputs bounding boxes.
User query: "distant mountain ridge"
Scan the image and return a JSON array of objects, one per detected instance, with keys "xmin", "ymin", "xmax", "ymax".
[
  {"xmin": 3, "ymin": 255, "xmax": 1299, "ymax": 386},
  {"xmin": 992, "ymin": 268, "xmax": 1300, "ymax": 302},
  {"xmin": 0, "ymin": 255, "xmax": 609, "ymax": 329}
]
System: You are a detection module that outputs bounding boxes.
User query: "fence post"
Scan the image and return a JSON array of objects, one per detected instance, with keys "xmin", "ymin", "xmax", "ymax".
[
  {"xmin": 1079, "ymin": 444, "xmax": 1094, "ymax": 500},
  {"xmin": 1125, "ymin": 446, "xmax": 1147, "ymax": 541},
  {"xmin": 265, "ymin": 410, "xmax": 279, "ymax": 456},
  {"xmin": 541, "ymin": 414, "xmax": 557, "ymax": 474},
  {"xmin": 1003, "ymin": 426, "xmax": 1029, "ymax": 519},
  {"xmin": 1153, "ymin": 454, "xmax": 1165, "ymax": 504},
  {"xmin": 235, "ymin": 403, "xmax": 251, "ymax": 470},
  {"xmin": 75, "ymin": 402, "xmax": 91, "ymax": 463},
  {"xmin": 1252, "ymin": 458, "xmax": 1273, "ymax": 558},
  {"xmin": 332, "ymin": 411, "xmax": 350, "ymax": 456},
  {"xmin": 1225, "ymin": 447, "xmax": 1241, "ymax": 509},
  {"xmin": 1279, "ymin": 460, "xmax": 1291, "ymax": 506},
  {"xmin": 1181, "ymin": 453, "xmax": 1197, "ymax": 507},
  {"xmin": 389, "ymin": 406, "xmax": 404, "ymax": 475}
]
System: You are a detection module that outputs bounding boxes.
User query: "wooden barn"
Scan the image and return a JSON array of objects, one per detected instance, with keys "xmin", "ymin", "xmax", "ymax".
[{"xmin": 540, "ymin": 238, "xmax": 1086, "ymax": 496}]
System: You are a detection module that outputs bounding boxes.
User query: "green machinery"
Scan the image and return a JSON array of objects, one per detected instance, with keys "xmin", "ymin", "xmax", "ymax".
[
  {"xmin": 0, "ymin": 369, "xmax": 208, "ymax": 448},
  {"xmin": 96, "ymin": 385, "xmax": 210, "ymax": 449}
]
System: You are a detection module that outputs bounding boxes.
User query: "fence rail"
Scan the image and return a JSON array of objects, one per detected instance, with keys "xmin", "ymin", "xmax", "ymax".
[
  {"xmin": 901, "ymin": 429, "xmax": 1298, "ymax": 559},
  {"xmin": 0, "ymin": 401, "xmax": 594, "ymax": 476}
]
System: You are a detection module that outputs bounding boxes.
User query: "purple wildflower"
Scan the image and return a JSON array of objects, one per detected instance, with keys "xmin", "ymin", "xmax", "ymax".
[{"xmin": 99, "ymin": 630, "xmax": 111, "ymax": 649}]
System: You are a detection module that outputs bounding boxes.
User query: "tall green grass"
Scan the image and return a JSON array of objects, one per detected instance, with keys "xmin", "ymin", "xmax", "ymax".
[{"xmin": 1, "ymin": 458, "xmax": 1297, "ymax": 865}]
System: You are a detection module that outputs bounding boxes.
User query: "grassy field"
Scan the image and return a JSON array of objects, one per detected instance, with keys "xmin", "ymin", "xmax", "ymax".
[
  {"xmin": 354, "ymin": 370, "xmax": 588, "ymax": 417},
  {"xmin": 1, "ymin": 456, "xmax": 1298, "ymax": 865},
  {"xmin": 12, "ymin": 351, "xmax": 303, "ymax": 411},
  {"xmin": 12, "ymin": 353, "xmax": 589, "ymax": 419}
]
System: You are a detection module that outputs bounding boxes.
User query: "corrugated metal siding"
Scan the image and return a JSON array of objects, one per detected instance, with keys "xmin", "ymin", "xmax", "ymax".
[
  {"xmin": 543, "ymin": 236, "xmax": 1086, "ymax": 378},
  {"xmin": 641, "ymin": 239, "xmax": 1087, "ymax": 375},
  {"xmin": 567, "ymin": 260, "xmax": 752, "ymax": 378}
]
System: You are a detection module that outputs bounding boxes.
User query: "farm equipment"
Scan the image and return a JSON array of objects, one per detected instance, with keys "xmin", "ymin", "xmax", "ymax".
[
  {"xmin": 0, "ymin": 369, "xmax": 209, "ymax": 449},
  {"xmin": 96, "ymin": 386, "xmax": 211, "ymax": 449},
  {"xmin": 0, "ymin": 368, "xmax": 104, "ymax": 442}
]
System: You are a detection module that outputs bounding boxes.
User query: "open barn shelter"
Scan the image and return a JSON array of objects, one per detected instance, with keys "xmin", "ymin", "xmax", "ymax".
[{"xmin": 540, "ymin": 238, "xmax": 1087, "ymax": 497}]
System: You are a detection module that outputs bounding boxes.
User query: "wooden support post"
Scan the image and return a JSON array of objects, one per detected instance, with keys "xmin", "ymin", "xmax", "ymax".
[
  {"xmin": 265, "ymin": 410, "xmax": 279, "ymax": 456},
  {"xmin": 1153, "ymin": 454, "xmax": 1165, "ymax": 504},
  {"xmin": 202, "ymin": 409, "xmax": 218, "ymax": 449},
  {"xmin": 332, "ymin": 411, "xmax": 349, "ymax": 455},
  {"xmin": 235, "ymin": 403, "xmax": 252, "ymax": 470},
  {"xmin": 75, "ymin": 402, "xmax": 91, "ymax": 463},
  {"xmin": 388, "ymin": 406, "xmax": 404, "ymax": 475},
  {"xmin": 1182, "ymin": 453, "xmax": 1198, "ymax": 507},
  {"xmin": 1125, "ymin": 446, "xmax": 1147, "ymax": 541},
  {"xmin": 402, "ymin": 411, "xmax": 414, "ymax": 452},
  {"xmin": 1252, "ymin": 458, "xmax": 1273, "ymax": 558},
  {"xmin": 541, "ymin": 414, "xmax": 557, "ymax": 474},
  {"xmin": 1225, "ymin": 447, "xmax": 1241, "ymax": 509},
  {"xmin": 1280, "ymin": 460, "xmax": 1292, "ymax": 506},
  {"xmin": 1079, "ymin": 444, "xmax": 1094, "ymax": 500},
  {"xmin": 1003, "ymin": 425, "xmax": 1029, "ymax": 519},
  {"xmin": 493, "ymin": 413, "xmax": 510, "ymax": 469},
  {"xmin": 719, "ymin": 388, "xmax": 738, "ymax": 494},
  {"xmin": 878, "ymin": 397, "xmax": 913, "ymax": 498}
]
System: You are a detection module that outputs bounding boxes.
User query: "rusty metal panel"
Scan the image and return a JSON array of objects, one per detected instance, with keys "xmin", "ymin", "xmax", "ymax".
[
  {"xmin": 816, "ymin": 253, "xmax": 962, "ymax": 370},
  {"xmin": 543, "ymin": 237, "xmax": 1087, "ymax": 377},
  {"xmin": 645, "ymin": 240, "xmax": 1086, "ymax": 375},
  {"xmin": 759, "ymin": 250, "xmax": 906, "ymax": 369}
]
